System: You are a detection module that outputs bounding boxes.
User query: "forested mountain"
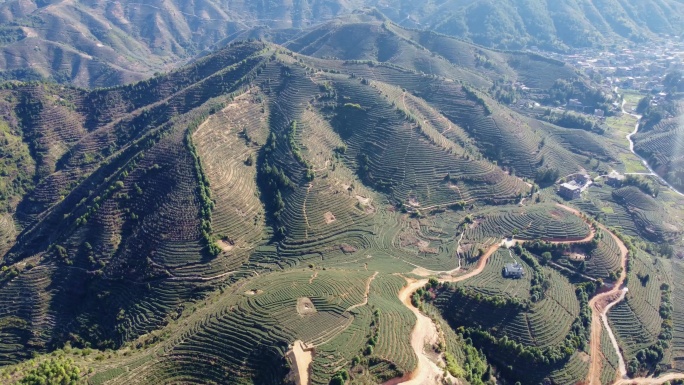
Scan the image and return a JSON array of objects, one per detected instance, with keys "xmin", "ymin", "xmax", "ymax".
[
  {"xmin": 0, "ymin": 0, "xmax": 681, "ymax": 87},
  {"xmin": 0, "ymin": 0, "xmax": 366, "ymax": 87}
]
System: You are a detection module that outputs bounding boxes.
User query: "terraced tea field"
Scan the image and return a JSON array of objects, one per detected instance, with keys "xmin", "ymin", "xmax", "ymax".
[
  {"xmin": 0, "ymin": 29, "xmax": 682, "ymax": 385},
  {"xmin": 463, "ymin": 204, "xmax": 592, "ymax": 242},
  {"xmin": 393, "ymin": 204, "xmax": 633, "ymax": 385},
  {"xmin": 608, "ymin": 251, "xmax": 666, "ymax": 361}
]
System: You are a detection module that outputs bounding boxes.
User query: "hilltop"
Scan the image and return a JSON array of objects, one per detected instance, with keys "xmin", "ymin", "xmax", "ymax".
[{"xmin": 276, "ymin": 18, "xmax": 578, "ymax": 90}]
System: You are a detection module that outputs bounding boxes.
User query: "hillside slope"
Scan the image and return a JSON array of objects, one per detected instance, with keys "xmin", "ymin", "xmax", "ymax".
[
  {"xmin": 375, "ymin": 0, "xmax": 684, "ymax": 50},
  {"xmin": 279, "ymin": 19, "xmax": 579, "ymax": 90},
  {"xmin": 633, "ymin": 97, "xmax": 684, "ymax": 193},
  {"xmin": 0, "ymin": 0, "xmax": 367, "ymax": 87},
  {"xmin": 0, "ymin": 0, "xmax": 681, "ymax": 86},
  {"xmin": 0, "ymin": 36, "xmax": 621, "ymax": 374}
]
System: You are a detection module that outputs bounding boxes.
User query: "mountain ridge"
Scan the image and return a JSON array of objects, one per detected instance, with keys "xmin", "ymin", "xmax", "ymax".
[{"xmin": 0, "ymin": 0, "xmax": 681, "ymax": 86}]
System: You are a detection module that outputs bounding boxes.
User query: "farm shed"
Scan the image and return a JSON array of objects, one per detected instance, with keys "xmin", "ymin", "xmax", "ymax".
[{"xmin": 503, "ymin": 263, "xmax": 525, "ymax": 279}]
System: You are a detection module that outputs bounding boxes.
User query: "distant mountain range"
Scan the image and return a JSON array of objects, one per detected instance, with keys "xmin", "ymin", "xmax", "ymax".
[
  {"xmin": 0, "ymin": 0, "xmax": 681, "ymax": 87},
  {"xmin": 375, "ymin": 0, "xmax": 684, "ymax": 50}
]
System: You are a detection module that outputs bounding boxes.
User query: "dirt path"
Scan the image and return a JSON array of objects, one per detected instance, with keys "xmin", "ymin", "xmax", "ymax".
[
  {"xmin": 346, "ymin": 272, "xmax": 379, "ymax": 311},
  {"xmin": 587, "ymin": 221, "xmax": 629, "ymax": 385},
  {"xmin": 383, "ymin": 277, "xmax": 445, "ymax": 385},
  {"xmin": 603, "ymin": 288, "xmax": 629, "ymax": 380},
  {"xmin": 614, "ymin": 373, "xmax": 684, "ymax": 384},
  {"xmin": 303, "ymin": 183, "xmax": 313, "ymax": 236},
  {"xmin": 383, "ymin": 242, "xmax": 500, "ymax": 385},
  {"xmin": 288, "ymin": 340, "xmax": 313, "ymax": 385},
  {"xmin": 411, "ymin": 232, "xmax": 465, "ymax": 278}
]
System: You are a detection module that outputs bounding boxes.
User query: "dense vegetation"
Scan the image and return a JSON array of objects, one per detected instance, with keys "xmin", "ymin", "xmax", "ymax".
[
  {"xmin": 627, "ymin": 283, "xmax": 674, "ymax": 376},
  {"xmin": 425, "ymin": 277, "xmax": 593, "ymax": 384},
  {"xmin": 16, "ymin": 358, "xmax": 83, "ymax": 385}
]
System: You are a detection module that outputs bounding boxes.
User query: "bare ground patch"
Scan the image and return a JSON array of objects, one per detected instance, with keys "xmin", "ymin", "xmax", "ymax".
[
  {"xmin": 297, "ymin": 297, "xmax": 317, "ymax": 316},
  {"xmin": 339, "ymin": 244, "xmax": 358, "ymax": 254},
  {"xmin": 568, "ymin": 253, "xmax": 587, "ymax": 261},
  {"xmin": 324, "ymin": 211, "xmax": 336, "ymax": 224},
  {"xmin": 355, "ymin": 195, "xmax": 375, "ymax": 213},
  {"xmin": 286, "ymin": 340, "xmax": 313, "ymax": 385},
  {"xmin": 216, "ymin": 239, "xmax": 235, "ymax": 252}
]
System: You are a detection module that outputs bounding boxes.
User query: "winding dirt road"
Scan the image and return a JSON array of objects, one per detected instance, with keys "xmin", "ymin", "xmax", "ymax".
[
  {"xmin": 382, "ymin": 277, "xmax": 446, "ymax": 385},
  {"xmin": 388, "ymin": 204, "xmax": 681, "ymax": 385},
  {"xmin": 613, "ymin": 373, "xmax": 684, "ymax": 384},
  {"xmin": 383, "ymin": 242, "xmax": 500, "ymax": 385},
  {"xmin": 587, "ymin": 221, "xmax": 629, "ymax": 385},
  {"xmin": 603, "ymin": 288, "xmax": 630, "ymax": 379}
]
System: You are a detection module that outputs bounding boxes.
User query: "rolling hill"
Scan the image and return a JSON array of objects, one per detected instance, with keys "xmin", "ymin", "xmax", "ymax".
[
  {"xmin": 276, "ymin": 18, "xmax": 579, "ymax": 91},
  {"xmin": 0, "ymin": 20, "xmax": 682, "ymax": 385},
  {"xmin": 0, "ymin": 0, "xmax": 682, "ymax": 86},
  {"xmin": 0, "ymin": 38, "xmax": 601, "ymax": 379},
  {"xmin": 0, "ymin": 0, "xmax": 367, "ymax": 87},
  {"xmin": 633, "ymin": 96, "xmax": 684, "ymax": 193},
  {"xmin": 374, "ymin": 0, "xmax": 684, "ymax": 51}
]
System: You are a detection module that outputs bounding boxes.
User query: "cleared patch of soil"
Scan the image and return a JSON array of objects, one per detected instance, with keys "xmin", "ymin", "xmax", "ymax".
[
  {"xmin": 568, "ymin": 253, "xmax": 587, "ymax": 261},
  {"xmin": 297, "ymin": 297, "xmax": 317, "ymax": 316},
  {"xmin": 550, "ymin": 209, "xmax": 564, "ymax": 219},
  {"xmin": 216, "ymin": 239, "xmax": 234, "ymax": 251},
  {"xmin": 287, "ymin": 340, "xmax": 313, "ymax": 385},
  {"xmin": 339, "ymin": 244, "xmax": 358, "ymax": 254},
  {"xmin": 324, "ymin": 211, "xmax": 336, "ymax": 224},
  {"xmin": 355, "ymin": 195, "xmax": 376, "ymax": 213},
  {"xmin": 417, "ymin": 240, "xmax": 438, "ymax": 254}
]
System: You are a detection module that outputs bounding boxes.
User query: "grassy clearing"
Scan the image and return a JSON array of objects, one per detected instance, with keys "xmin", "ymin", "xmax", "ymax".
[
  {"xmin": 619, "ymin": 154, "xmax": 649, "ymax": 174},
  {"xmin": 621, "ymin": 91, "xmax": 645, "ymax": 113},
  {"xmin": 606, "ymin": 114, "xmax": 637, "ymax": 136}
]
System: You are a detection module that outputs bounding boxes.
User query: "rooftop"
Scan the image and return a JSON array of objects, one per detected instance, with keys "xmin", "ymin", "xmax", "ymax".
[{"xmin": 504, "ymin": 263, "xmax": 524, "ymax": 274}]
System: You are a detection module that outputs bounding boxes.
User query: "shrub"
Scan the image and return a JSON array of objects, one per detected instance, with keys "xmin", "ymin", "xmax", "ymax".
[{"xmin": 18, "ymin": 358, "xmax": 83, "ymax": 385}]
